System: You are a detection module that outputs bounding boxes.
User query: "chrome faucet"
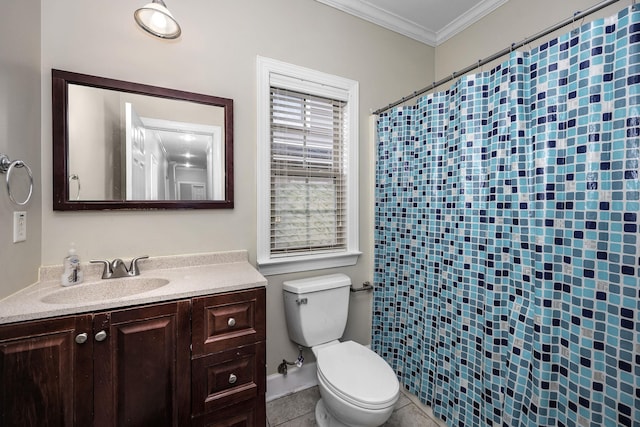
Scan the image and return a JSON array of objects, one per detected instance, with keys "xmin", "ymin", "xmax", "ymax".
[{"xmin": 90, "ymin": 256, "xmax": 149, "ymax": 279}]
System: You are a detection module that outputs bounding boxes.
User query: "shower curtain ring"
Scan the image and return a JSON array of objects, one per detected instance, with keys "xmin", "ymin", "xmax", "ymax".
[{"xmin": 571, "ymin": 11, "xmax": 580, "ymax": 34}]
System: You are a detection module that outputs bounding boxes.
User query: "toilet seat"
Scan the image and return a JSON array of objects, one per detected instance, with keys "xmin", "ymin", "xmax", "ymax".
[{"xmin": 315, "ymin": 341, "xmax": 399, "ymax": 410}]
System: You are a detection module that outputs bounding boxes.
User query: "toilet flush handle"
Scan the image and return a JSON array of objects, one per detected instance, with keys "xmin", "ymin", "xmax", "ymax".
[{"xmin": 296, "ymin": 298, "xmax": 308, "ymax": 305}]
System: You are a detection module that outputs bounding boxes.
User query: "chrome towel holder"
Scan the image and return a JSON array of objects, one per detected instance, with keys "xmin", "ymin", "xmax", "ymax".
[
  {"xmin": 350, "ymin": 281, "xmax": 374, "ymax": 293},
  {"xmin": 0, "ymin": 153, "xmax": 33, "ymax": 206},
  {"xmin": 68, "ymin": 174, "xmax": 81, "ymax": 200}
]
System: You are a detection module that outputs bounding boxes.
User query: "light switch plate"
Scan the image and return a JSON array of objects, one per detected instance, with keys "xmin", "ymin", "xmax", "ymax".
[{"xmin": 13, "ymin": 211, "xmax": 26, "ymax": 243}]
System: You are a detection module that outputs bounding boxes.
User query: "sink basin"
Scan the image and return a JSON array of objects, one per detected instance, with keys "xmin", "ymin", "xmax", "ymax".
[{"xmin": 41, "ymin": 277, "xmax": 170, "ymax": 304}]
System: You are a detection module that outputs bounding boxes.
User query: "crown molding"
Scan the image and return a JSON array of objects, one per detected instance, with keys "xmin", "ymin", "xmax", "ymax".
[
  {"xmin": 315, "ymin": 0, "xmax": 438, "ymax": 46},
  {"xmin": 436, "ymin": 0, "xmax": 509, "ymax": 45},
  {"xmin": 315, "ymin": 0, "xmax": 509, "ymax": 47}
]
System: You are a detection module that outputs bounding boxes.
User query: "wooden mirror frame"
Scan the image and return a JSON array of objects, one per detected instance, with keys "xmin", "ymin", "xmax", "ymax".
[{"xmin": 52, "ymin": 69, "xmax": 234, "ymax": 210}]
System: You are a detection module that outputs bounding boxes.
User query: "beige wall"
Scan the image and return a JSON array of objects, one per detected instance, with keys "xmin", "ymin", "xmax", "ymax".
[
  {"xmin": 39, "ymin": 0, "xmax": 435, "ymax": 374},
  {"xmin": 435, "ymin": 0, "xmax": 630, "ymax": 83},
  {"xmin": 68, "ymin": 85, "xmax": 119, "ymax": 200},
  {"xmin": 0, "ymin": 0, "xmax": 41, "ymax": 299}
]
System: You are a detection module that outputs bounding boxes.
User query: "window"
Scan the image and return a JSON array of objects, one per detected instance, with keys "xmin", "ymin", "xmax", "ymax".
[{"xmin": 257, "ymin": 57, "xmax": 360, "ymax": 275}]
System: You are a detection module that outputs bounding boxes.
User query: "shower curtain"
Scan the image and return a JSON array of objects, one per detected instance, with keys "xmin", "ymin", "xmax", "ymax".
[{"xmin": 373, "ymin": 6, "xmax": 639, "ymax": 427}]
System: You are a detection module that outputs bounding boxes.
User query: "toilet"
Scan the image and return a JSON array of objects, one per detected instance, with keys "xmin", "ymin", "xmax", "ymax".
[{"xmin": 283, "ymin": 274, "xmax": 399, "ymax": 427}]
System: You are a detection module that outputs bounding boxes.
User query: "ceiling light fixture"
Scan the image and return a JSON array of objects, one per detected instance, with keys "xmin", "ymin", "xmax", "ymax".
[{"xmin": 134, "ymin": 0, "xmax": 181, "ymax": 39}]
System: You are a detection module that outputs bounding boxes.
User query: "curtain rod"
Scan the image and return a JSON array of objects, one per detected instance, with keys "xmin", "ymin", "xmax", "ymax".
[{"xmin": 372, "ymin": 0, "xmax": 626, "ymax": 115}]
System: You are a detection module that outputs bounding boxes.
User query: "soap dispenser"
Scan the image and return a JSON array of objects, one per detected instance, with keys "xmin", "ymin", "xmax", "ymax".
[{"xmin": 61, "ymin": 244, "xmax": 83, "ymax": 286}]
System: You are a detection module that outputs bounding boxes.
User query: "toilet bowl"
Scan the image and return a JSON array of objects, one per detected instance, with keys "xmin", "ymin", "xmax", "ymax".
[
  {"xmin": 313, "ymin": 341, "xmax": 399, "ymax": 427},
  {"xmin": 283, "ymin": 274, "xmax": 400, "ymax": 427}
]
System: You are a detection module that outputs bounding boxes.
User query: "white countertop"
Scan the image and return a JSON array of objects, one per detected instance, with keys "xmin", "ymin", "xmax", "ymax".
[{"xmin": 0, "ymin": 250, "xmax": 267, "ymax": 325}]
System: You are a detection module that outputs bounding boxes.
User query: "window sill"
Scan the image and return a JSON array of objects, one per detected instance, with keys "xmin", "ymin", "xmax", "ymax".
[{"xmin": 257, "ymin": 251, "xmax": 361, "ymax": 276}]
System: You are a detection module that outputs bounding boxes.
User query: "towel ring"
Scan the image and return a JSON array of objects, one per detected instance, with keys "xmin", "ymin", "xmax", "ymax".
[
  {"xmin": 0, "ymin": 154, "xmax": 33, "ymax": 206},
  {"xmin": 69, "ymin": 174, "xmax": 81, "ymax": 200}
]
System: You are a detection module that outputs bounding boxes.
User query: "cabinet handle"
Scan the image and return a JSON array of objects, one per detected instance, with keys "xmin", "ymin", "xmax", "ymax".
[
  {"xmin": 228, "ymin": 373, "xmax": 237, "ymax": 384},
  {"xmin": 227, "ymin": 317, "xmax": 236, "ymax": 327},
  {"xmin": 95, "ymin": 330, "xmax": 107, "ymax": 342},
  {"xmin": 75, "ymin": 333, "xmax": 88, "ymax": 344}
]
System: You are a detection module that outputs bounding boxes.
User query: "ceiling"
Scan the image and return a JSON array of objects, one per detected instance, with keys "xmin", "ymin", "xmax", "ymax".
[
  {"xmin": 140, "ymin": 118, "xmax": 216, "ymax": 170},
  {"xmin": 153, "ymin": 128, "xmax": 211, "ymax": 169},
  {"xmin": 315, "ymin": 0, "xmax": 508, "ymax": 46}
]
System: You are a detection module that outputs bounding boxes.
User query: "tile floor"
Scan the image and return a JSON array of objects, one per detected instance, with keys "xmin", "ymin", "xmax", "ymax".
[{"xmin": 266, "ymin": 386, "xmax": 449, "ymax": 427}]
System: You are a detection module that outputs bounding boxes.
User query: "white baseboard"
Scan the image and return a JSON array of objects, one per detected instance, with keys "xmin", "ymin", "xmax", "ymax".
[
  {"xmin": 266, "ymin": 361, "xmax": 318, "ymax": 402},
  {"xmin": 265, "ymin": 343, "xmax": 371, "ymax": 402}
]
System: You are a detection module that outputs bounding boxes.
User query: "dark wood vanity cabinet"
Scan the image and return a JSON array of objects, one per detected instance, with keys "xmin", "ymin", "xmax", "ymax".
[
  {"xmin": 0, "ymin": 301, "xmax": 190, "ymax": 427},
  {"xmin": 0, "ymin": 314, "xmax": 93, "ymax": 427},
  {"xmin": 191, "ymin": 288, "xmax": 266, "ymax": 427},
  {"xmin": 92, "ymin": 301, "xmax": 191, "ymax": 427},
  {"xmin": 0, "ymin": 287, "xmax": 266, "ymax": 427}
]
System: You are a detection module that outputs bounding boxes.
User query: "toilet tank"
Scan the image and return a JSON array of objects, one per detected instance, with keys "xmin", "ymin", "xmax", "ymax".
[{"xmin": 283, "ymin": 274, "xmax": 351, "ymax": 347}]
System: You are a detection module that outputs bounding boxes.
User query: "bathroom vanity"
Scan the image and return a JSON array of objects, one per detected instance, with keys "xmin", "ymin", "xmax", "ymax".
[{"xmin": 0, "ymin": 251, "xmax": 266, "ymax": 427}]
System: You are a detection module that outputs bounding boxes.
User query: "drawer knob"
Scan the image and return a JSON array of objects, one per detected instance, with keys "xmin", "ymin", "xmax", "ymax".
[
  {"xmin": 227, "ymin": 317, "xmax": 236, "ymax": 327},
  {"xmin": 95, "ymin": 330, "xmax": 108, "ymax": 342},
  {"xmin": 228, "ymin": 373, "xmax": 237, "ymax": 384},
  {"xmin": 75, "ymin": 333, "xmax": 88, "ymax": 344}
]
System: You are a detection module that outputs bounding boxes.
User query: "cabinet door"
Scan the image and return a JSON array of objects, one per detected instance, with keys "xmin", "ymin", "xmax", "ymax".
[
  {"xmin": 93, "ymin": 301, "xmax": 191, "ymax": 427},
  {"xmin": 0, "ymin": 315, "xmax": 93, "ymax": 427}
]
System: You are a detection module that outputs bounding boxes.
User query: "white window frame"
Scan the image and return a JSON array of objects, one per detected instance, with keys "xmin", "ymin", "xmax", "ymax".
[{"xmin": 256, "ymin": 56, "xmax": 360, "ymax": 275}]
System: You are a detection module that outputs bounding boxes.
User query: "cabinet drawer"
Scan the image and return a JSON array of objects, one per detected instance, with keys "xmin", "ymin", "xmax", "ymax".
[
  {"xmin": 191, "ymin": 398, "xmax": 263, "ymax": 427},
  {"xmin": 192, "ymin": 342, "xmax": 265, "ymax": 416},
  {"xmin": 192, "ymin": 288, "xmax": 266, "ymax": 356}
]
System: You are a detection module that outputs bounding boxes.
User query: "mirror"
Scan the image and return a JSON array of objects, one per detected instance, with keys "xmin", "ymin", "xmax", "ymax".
[{"xmin": 52, "ymin": 69, "xmax": 233, "ymax": 210}]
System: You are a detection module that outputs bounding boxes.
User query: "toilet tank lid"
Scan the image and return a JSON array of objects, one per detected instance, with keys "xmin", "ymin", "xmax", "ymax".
[{"xmin": 283, "ymin": 274, "xmax": 351, "ymax": 294}]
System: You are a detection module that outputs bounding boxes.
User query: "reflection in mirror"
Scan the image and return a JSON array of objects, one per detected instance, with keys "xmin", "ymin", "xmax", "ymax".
[{"xmin": 53, "ymin": 69, "xmax": 233, "ymax": 210}]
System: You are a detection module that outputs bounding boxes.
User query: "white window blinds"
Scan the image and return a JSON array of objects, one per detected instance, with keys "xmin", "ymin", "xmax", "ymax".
[{"xmin": 270, "ymin": 87, "xmax": 347, "ymax": 256}]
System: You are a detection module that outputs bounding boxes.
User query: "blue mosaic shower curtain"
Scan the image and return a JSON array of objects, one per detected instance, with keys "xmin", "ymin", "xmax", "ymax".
[{"xmin": 373, "ymin": 6, "xmax": 640, "ymax": 427}]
